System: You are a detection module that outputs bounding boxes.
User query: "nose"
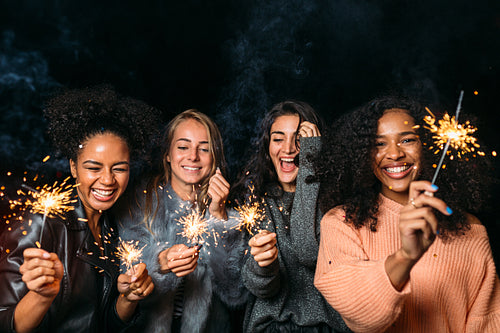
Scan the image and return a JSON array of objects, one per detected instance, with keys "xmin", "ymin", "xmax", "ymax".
[
  {"xmin": 386, "ymin": 142, "xmax": 405, "ymax": 160},
  {"xmin": 100, "ymin": 169, "xmax": 116, "ymax": 185},
  {"xmin": 188, "ymin": 148, "xmax": 200, "ymax": 161},
  {"xmin": 284, "ymin": 136, "xmax": 297, "ymax": 154}
]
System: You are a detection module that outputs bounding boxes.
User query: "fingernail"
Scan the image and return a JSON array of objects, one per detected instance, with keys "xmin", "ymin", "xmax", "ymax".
[
  {"xmin": 431, "ymin": 184, "xmax": 439, "ymax": 191},
  {"xmin": 436, "ymin": 229, "xmax": 440, "ymax": 235},
  {"xmin": 131, "ymin": 276, "xmax": 137, "ymax": 282},
  {"xmin": 446, "ymin": 207, "xmax": 453, "ymax": 215},
  {"xmin": 42, "ymin": 252, "xmax": 50, "ymax": 259}
]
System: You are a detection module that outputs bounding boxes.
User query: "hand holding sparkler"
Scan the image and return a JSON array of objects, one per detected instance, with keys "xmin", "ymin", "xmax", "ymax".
[
  {"xmin": 248, "ymin": 230, "xmax": 278, "ymax": 267},
  {"xmin": 117, "ymin": 262, "xmax": 154, "ymax": 302},
  {"xmin": 207, "ymin": 168, "xmax": 230, "ymax": 220},
  {"xmin": 158, "ymin": 244, "xmax": 202, "ymax": 277},
  {"xmin": 19, "ymin": 248, "xmax": 64, "ymax": 299},
  {"xmin": 116, "ymin": 239, "xmax": 146, "ymax": 275}
]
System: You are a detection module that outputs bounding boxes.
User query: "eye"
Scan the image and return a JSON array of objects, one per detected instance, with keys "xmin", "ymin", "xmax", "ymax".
[
  {"xmin": 401, "ymin": 136, "xmax": 418, "ymax": 145},
  {"xmin": 200, "ymin": 148, "xmax": 210, "ymax": 153},
  {"xmin": 177, "ymin": 146, "xmax": 188, "ymax": 150},
  {"xmin": 113, "ymin": 167, "xmax": 129, "ymax": 173},
  {"xmin": 86, "ymin": 167, "xmax": 101, "ymax": 171},
  {"xmin": 375, "ymin": 141, "xmax": 386, "ymax": 147}
]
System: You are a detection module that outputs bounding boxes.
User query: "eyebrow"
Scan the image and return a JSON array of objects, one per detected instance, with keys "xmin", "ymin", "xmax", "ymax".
[
  {"xmin": 376, "ymin": 131, "xmax": 417, "ymax": 138},
  {"xmin": 82, "ymin": 160, "xmax": 129, "ymax": 167},
  {"xmin": 176, "ymin": 138, "xmax": 209, "ymax": 144}
]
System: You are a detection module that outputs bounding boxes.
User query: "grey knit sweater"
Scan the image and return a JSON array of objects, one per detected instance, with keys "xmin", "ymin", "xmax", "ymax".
[{"xmin": 241, "ymin": 136, "xmax": 350, "ymax": 333}]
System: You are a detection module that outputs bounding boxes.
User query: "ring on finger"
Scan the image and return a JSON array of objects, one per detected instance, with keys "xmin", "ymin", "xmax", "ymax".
[{"xmin": 409, "ymin": 198, "xmax": 418, "ymax": 209}]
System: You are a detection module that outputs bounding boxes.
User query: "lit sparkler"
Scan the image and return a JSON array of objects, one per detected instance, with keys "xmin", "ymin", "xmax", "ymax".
[
  {"xmin": 14, "ymin": 178, "xmax": 77, "ymax": 248},
  {"xmin": 423, "ymin": 90, "xmax": 482, "ymax": 185},
  {"xmin": 116, "ymin": 239, "xmax": 146, "ymax": 274},
  {"xmin": 177, "ymin": 208, "xmax": 209, "ymax": 244},
  {"xmin": 233, "ymin": 185, "xmax": 265, "ymax": 235}
]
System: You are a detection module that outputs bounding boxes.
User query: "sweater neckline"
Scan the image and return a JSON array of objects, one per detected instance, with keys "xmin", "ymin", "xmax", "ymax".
[{"xmin": 378, "ymin": 193, "xmax": 404, "ymax": 215}]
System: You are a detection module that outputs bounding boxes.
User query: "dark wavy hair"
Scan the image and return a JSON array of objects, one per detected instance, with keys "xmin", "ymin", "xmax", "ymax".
[
  {"xmin": 230, "ymin": 100, "xmax": 323, "ymax": 204},
  {"xmin": 315, "ymin": 95, "xmax": 495, "ymax": 238},
  {"xmin": 44, "ymin": 84, "xmax": 161, "ymax": 165}
]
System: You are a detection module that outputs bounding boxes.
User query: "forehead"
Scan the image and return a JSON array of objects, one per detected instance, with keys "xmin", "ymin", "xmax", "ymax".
[
  {"xmin": 78, "ymin": 133, "xmax": 129, "ymax": 159},
  {"xmin": 270, "ymin": 114, "xmax": 300, "ymax": 133},
  {"xmin": 173, "ymin": 118, "xmax": 209, "ymax": 141},
  {"xmin": 377, "ymin": 109, "xmax": 416, "ymax": 134}
]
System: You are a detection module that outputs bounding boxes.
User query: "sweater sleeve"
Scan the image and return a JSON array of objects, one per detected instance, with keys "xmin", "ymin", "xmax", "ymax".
[
  {"xmin": 465, "ymin": 227, "xmax": 500, "ymax": 332},
  {"xmin": 241, "ymin": 254, "xmax": 280, "ymax": 299},
  {"xmin": 314, "ymin": 207, "xmax": 410, "ymax": 333},
  {"xmin": 290, "ymin": 136, "xmax": 322, "ymax": 268}
]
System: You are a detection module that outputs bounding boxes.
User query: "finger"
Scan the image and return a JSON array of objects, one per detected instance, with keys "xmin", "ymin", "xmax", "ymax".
[
  {"xmin": 172, "ymin": 260, "xmax": 199, "ymax": 277},
  {"xmin": 250, "ymin": 232, "xmax": 277, "ymax": 247},
  {"xmin": 24, "ymin": 274, "xmax": 56, "ymax": 290},
  {"xmin": 408, "ymin": 180, "xmax": 438, "ymax": 203},
  {"xmin": 416, "ymin": 193, "xmax": 452, "ymax": 216},
  {"xmin": 250, "ymin": 240, "xmax": 277, "ymax": 256},
  {"xmin": 21, "ymin": 266, "xmax": 56, "ymax": 283},
  {"xmin": 23, "ymin": 248, "xmax": 51, "ymax": 260},
  {"xmin": 299, "ymin": 122, "xmax": 321, "ymax": 137},
  {"xmin": 20, "ymin": 257, "xmax": 56, "ymax": 273}
]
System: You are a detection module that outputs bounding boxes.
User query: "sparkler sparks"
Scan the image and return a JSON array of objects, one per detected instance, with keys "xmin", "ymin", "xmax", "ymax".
[
  {"xmin": 234, "ymin": 201, "xmax": 265, "ymax": 235},
  {"xmin": 116, "ymin": 239, "xmax": 146, "ymax": 273},
  {"xmin": 233, "ymin": 185, "xmax": 265, "ymax": 235},
  {"xmin": 11, "ymin": 178, "xmax": 77, "ymax": 248},
  {"xmin": 177, "ymin": 208, "xmax": 209, "ymax": 244},
  {"xmin": 422, "ymin": 90, "xmax": 483, "ymax": 185}
]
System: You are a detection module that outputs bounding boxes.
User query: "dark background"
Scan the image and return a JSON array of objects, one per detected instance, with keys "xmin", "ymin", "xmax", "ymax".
[{"xmin": 1, "ymin": 1, "xmax": 499, "ymax": 262}]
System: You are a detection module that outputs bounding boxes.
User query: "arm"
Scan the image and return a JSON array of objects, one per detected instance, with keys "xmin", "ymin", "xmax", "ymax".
[
  {"xmin": 290, "ymin": 134, "xmax": 322, "ymax": 267},
  {"xmin": 314, "ymin": 207, "xmax": 409, "ymax": 333},
  {"xmin": 241, "ymin": 230, "xmax": 280, "ymax": 298},
  {"xmin": 0, "ymin": 217, "xmax": 62, "ymax": 333}
]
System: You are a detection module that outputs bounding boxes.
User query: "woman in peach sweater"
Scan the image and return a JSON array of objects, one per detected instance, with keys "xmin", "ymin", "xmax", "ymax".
[{"xmin": 313, "ymin": 96, "xmax": 500, "ymax": 332}]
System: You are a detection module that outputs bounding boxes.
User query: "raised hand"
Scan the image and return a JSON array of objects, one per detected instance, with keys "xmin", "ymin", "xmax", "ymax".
[
  {"xmin": 399, "ymin": 180, "xmax": 452, "ymax": 262},
  {"xmin": 298, "ymin": 121, "xmax": 321, "ymax": 138},
  {"xmin": 248, "ymin": 230, "xmax": 278, "ymax": 267},
  {"xmin": 158, "ymin": 244, "xmax": 202, "ymax": 277},
  {"xmin": 208, "ymin": 168, "xmax": 230, "ymax": 219}
]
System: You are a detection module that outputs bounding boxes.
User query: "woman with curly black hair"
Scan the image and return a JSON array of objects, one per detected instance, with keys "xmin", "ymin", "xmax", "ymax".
[
  {"xmin": 0, "ymin": 85, "xmax": 159, "ymax": 333},
  {"xmin": 314, "ymin": 95, "xmax": 500, "ymax": 332},
  {"xmin": 230, "ymin": 101, "xmax": 349, "ymax": 332}
]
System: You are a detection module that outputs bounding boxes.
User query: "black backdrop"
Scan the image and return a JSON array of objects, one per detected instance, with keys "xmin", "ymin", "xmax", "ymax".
[{"xmin": 1, "ymin": 0, "xmax": 499, "ymax": 261}]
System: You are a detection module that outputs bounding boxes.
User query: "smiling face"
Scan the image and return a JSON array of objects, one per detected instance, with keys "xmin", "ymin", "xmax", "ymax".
[
  {"xmin": 166, "ymin": 118, "xmax": 213, "ymax": 197},
  {"xmin": 372, "ymin": 109, "xmax": 422, "ymax": 204},
  {"xmin": 70, "ymin": 133, "xmax": 130, "ymax": 222},
  {"xmin": 269, "ymin": 114, "xmax": 300, "ymax": 192}
]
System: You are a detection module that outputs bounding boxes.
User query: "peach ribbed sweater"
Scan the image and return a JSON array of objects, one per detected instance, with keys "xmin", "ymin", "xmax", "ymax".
[{"xmin": 314, "ymin": 194, "xmax": 500, "ymax": 333}]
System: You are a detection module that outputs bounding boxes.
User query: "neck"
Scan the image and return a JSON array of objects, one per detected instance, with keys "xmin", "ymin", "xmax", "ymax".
[
  {"xmin": 381, "ymin": 190, "xmax": 409, "ymax": 205},
  {"xmin": 170, "ymin": 180, "xmax": 197, "ymax": 202}
]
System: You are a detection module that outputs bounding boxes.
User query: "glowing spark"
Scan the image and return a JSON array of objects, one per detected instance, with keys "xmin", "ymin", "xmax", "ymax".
[
  {"xmin": 42, "ymin": 155, "xmax": 50, "ymax": 163},
  {"xmin": 116, "ymin": 239, "xmax": 146, "ymax": 272},
  {"xmin": 177, "ymin": 208, "xmax": 209, "ymax": 244},
  {"xmin": 234, "ymin": 201, "xmax": 265, "ymax": 235},
  {"xmin": 12, "ymin": 179, "xmax": 77, "ymax": 247},
  {"xmin": 423, "ymin": 91, "xmax": 483, "ymax": 185},
  {"xmin": 233, "ymin": 185, "xmax": 265, "ymax": 235}
]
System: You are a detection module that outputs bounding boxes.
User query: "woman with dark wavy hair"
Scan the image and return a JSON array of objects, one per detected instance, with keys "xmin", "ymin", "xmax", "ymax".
[
  {"xmin": 314, "ymin": 95, "xmax": 500, "ymax": 332},
  {"xmin": 230, "ymin": 101, "xmax": 349, "ymax": 332}
]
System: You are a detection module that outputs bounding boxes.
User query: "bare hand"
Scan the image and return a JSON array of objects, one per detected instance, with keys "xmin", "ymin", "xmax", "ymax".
[
  {"xmin": 248, "ymin": 230, "xmax": 278, "ymax": 267},
  {"xmin": 399, "ymin": 181, "xmax": 452, "ymax": 262},
  {"xmin": 208, "ymin": 168, "xmax": 230, "ymax": 219},
  {"xmin": 158, "ymin": 244, "xmax": 201, "ymax": 277},
  {"xmin": 298, "ymin": 121, "xmax": 321, "ymax": 138},
  {"xmin": 117, "ymin": 263, "xmax": 154, "ymax": 302},
  {"xmin": 19, "ymin": 248, "xmax": 64, "ymax": 299}
]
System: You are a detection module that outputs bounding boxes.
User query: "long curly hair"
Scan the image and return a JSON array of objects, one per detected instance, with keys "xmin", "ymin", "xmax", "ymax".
[
  {"xmin": 315, "ymin": 95, "xmax": 495, "ymax": 237},
  {"xmin": 230, "ymin": 100, "xmax": 323, "ymax": 204},
  {"xmin": 142, "ymin": 109, "xmax": 227, "ymax": 228},
  {"xmin": 44, "ymin": 84, "xmax": 161, "ymax": 165}
]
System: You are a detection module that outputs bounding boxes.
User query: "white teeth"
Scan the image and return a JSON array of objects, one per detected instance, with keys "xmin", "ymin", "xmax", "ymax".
[
  {"xmin": 385, "ymin": 165, "xmax": 410, "ymax": 173},
  {"xmin": 92, "ymin": 189, "xmax": 114, "ymax": 196},
  {"xmin": 183, "ymin": 166, "xmax": 200, "ymax": 171},
  {"xmin": 281, "ymin": 158, "xmax": 294, "ymax": 162}
]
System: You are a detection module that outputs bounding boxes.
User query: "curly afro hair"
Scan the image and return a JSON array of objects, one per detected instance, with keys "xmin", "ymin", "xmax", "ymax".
[
  {"xmin": 44, "ymin": 84, "xmax": 161, "ymax": 164},
  {"xmin": 314, "ymin": 95, "xmax": 495, "ymax": 238}
]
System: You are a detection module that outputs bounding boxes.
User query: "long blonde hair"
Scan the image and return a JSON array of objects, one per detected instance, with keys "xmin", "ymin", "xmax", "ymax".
[{"xmin": 143, "ymin": 109, "xmax": 227, "ymax": 229}]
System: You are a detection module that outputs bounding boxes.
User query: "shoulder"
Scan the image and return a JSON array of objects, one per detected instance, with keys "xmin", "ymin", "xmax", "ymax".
[{"xmin": 322, "ymin": 205, "xmax": 347, "ymax": 225}]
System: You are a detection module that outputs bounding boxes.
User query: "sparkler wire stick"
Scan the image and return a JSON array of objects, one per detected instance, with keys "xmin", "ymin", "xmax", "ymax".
[{"xmin": 430, "ymin": 90, "xmax": 464, "ymax": 186}]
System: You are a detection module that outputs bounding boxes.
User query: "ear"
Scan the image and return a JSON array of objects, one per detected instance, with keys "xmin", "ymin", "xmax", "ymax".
[
  {"xmin": 69, "ymin": 159, "xmax": 77, "ymax": 179},
  {"xmin": 166, "ymin": 154, "xmax": 171, "ymax": 163}
]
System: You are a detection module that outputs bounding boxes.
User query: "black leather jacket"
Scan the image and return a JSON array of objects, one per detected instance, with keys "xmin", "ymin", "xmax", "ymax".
[{"xmin": 0, "ymin": 198, "xmax": 130, "ymax": 332}]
